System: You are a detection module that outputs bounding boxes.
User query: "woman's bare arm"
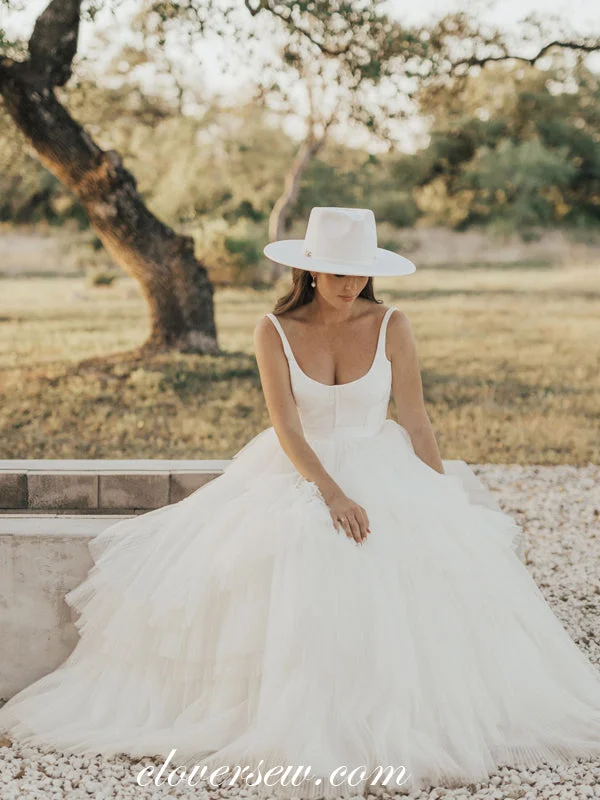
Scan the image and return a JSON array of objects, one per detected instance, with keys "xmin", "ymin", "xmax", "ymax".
[
  {"xmin": 253, "ymin": 316, "xmax": 343, "ymax": 502},
  {"xmin": 253, "ymin": 315, "xmax": 371, "ymax": 543},
  {"xmin": 387, "ymin": 310, "xmax": 445, "ymax": 474}
]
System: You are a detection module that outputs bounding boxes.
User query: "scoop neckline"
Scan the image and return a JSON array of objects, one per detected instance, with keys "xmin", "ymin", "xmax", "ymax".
[{"xmin": 268, "ymin": 307, "xmax": 393, "ymax": 389}]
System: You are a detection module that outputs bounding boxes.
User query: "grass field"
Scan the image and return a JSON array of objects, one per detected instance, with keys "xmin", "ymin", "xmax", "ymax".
[{"xmin": 0, "ymin": 263, "xmax": 598, "ymax": 464}]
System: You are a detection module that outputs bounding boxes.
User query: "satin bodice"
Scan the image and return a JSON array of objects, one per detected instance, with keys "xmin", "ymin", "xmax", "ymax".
[{"xmin": 265, "ymin": 306, "xmax": 396, "ymax": 438}]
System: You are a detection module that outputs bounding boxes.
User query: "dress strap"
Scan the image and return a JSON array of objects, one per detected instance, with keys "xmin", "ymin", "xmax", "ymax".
[
  {"xmin": 376, "ymin": 306, "xmax": 397, "ymax": 362},
  {"xmin": 265, "ymin": 313, "xmax": 293, "ymax": 360}
]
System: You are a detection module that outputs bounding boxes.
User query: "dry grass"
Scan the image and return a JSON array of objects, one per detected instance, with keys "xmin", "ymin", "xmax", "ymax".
[{"xmin": 0, "ymin": 264, "xmax": 598, "ymax": 464}]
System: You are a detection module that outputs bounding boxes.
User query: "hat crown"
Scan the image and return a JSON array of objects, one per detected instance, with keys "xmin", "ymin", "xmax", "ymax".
[{"xmin": 303, "ymin": 207, "xmax": 377, "ymax": 267}]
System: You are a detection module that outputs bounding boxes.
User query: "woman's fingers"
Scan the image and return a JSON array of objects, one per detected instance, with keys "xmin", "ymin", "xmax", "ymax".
[
  {"xmin": 350, "ymin": 508, "xmax": 367, "ymax": 544},
  {"xmin": 348, "ymin": 514, "xmax": 362, "ymax": 544},
  {"xmin": 335, "ymin": 513, "xmax": 359, "ymax": 543},
  {"xmin": 356, "ymin": 506, "xmax": 370, "ymax": 540},
  {"xmin": 329, "ymin": 504, "xmax": 371, "ymax": 545},
  {"xmin": 351, "ymin": 507, "xmax": 370, "ymax": 543}
]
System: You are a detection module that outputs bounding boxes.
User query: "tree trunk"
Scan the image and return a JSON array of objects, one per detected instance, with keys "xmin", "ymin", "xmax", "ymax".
[
  {"xmin": 0, "ymin": 0, "xmax": 218, "ymax": 355},
  {"xmin": 268, "ymin": 135, "xmax": 325, "ymax": 282}
]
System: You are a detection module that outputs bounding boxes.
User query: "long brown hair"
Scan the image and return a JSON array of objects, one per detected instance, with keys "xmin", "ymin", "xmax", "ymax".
[{"xmin": 272, "ymin": 268, "xmax": 382, "ymax": 315}]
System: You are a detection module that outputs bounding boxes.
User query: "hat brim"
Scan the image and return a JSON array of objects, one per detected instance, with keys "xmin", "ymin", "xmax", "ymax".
[{"xmin": 263, "ymin": 240, "xmax": 416, "ymax": 277}]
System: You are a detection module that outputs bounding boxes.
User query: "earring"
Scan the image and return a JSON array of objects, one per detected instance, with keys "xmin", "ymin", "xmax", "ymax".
[{"xmin": 310, "ymin": 276, "xmax": 316, "ymax": 287}]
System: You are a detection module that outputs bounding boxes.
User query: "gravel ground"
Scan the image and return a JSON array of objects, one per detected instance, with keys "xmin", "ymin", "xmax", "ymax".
[{"xmin": 1, "ymin": 464, "xmax": 599, "ymax": 800}]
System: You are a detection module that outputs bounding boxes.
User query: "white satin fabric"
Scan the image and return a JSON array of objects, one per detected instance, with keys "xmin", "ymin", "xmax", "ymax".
[{"xmin": 1, "ymin": 305, "xmax": 600, "ymax": 798}]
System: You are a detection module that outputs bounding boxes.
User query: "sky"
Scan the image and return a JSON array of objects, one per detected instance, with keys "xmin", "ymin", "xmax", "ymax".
[
  {"xmin": 397, "ymin": 0, "xmax": 598, "ymax": 29},
  {"xmin": 2, "ymin": 0, "xmax": 598, "ymax": 152},
  {"xmin": 4, "ymin": 0, "xmax": 599, "ymax": 42}
]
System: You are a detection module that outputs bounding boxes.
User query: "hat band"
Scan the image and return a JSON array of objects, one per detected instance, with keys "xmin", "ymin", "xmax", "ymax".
[{"xmin": 303, "ymin": 248, "xmax": 376, "ymax": 267}]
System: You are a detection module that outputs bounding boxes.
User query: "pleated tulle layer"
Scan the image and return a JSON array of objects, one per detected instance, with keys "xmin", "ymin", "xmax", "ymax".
[{"xmin": 1, "ymin": 419, "xmax": 600, "ymax": 798}]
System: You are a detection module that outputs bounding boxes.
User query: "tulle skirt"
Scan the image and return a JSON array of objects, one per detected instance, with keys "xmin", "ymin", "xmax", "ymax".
[{"xmin": 1, "ymin": 419, "xmax": 600, "ymax": 798}]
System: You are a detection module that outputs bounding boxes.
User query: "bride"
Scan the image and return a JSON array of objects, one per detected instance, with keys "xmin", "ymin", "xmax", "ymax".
[{"xmin": 1, "ymin": 206, "xmax": 600, "ymax": 799}]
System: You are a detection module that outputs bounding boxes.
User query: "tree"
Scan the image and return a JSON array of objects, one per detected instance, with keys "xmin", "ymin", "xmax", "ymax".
[
  {"xmin": 0, "ymin": 0, "xmax": 219, "ymax": 355},
  {"xmin": 412, "ymin": 59, "xmax": 600, "ymax": 231}
]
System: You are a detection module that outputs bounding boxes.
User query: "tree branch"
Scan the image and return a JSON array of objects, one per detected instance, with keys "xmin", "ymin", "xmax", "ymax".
[
  {"xmin": 28, "ymin": 0, "xmax": 82, "ymax": 87},
  {"xmin": 452, "ymin": 38, "xmax": 599, "ymax": 71},
  {"xmin": 244, "ymin": 0, "xmax": 353, "ymax": 57}
]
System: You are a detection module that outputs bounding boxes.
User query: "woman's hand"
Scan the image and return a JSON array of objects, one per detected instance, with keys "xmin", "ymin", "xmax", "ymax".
[{"xmin": 325, "ymin": 491, "xmax": 371, "ymax": 544}]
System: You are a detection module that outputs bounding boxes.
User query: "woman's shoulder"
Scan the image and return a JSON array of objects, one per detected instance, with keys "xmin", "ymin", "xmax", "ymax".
[
  {"xmin": 384, "ymin": 305, "xmax": 416, "ymax": 356},
  {"xmin": 347, "ymin": 299, "xmax": 400, "ymax": 323},
  {"xmin": 254, "ymin": 308, "xmax": 306, "ymax": 344},
  {"xmin": 377, "ymin": 303, "xmax": 409, "ymax": 328},
  {"xmin": 386, "ymin": 303, "xmax": 408, "ymax": 319},
  {"xmin": 254, "ymin": 312, "xmax": 282, "ymax": 347}
]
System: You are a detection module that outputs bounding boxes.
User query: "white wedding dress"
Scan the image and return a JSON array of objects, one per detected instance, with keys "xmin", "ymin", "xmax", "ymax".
[{"xmin": 2, "ymin": 305, "xmax": 600, "ymax": 798}]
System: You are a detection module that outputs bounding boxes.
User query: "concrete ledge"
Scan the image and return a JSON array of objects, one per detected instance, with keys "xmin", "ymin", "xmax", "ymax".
[
  {"xmin": 170, "ymin": 471, "xmax": 220, "ymax": 503},
  {"xmin": 0, "ymin": 460, "xmax": 229, "ymax": 512},
  {"xmin": 98, "ymin": 472, "xmax": 170, "ymax": 510},
  {"xmin": 28, "ymin": 472, "xmax": 98, "ymax": 510},
  {"xmin": 0, "ymin": 514, "xmax": 131, "ymax": 537},
  {"xmin": 0, "ymin": 472, "xmax": 27, "ymax": 508},
  {"xmin": 0, "ymin": 459, "xmax": 232, "ymax": 470}
]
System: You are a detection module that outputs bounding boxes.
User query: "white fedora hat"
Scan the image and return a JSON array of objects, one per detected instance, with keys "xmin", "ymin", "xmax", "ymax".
[{"xmin": 263, "ymin": 206, "xmax": 416, "ymax": 277}]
